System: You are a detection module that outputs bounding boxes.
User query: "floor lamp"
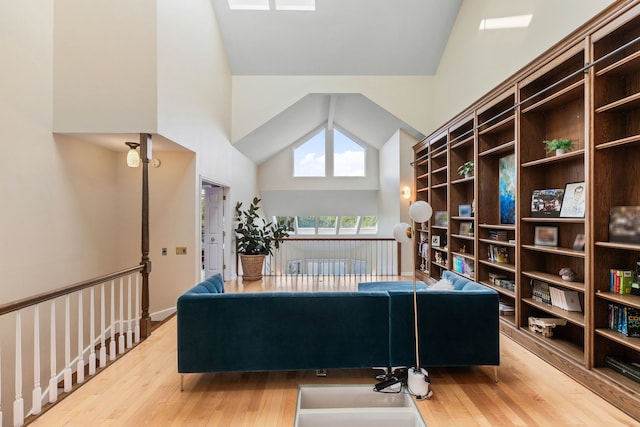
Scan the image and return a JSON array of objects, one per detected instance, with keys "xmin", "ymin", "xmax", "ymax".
[{"xmin": 392, "ymin": 200, "xmax": 434, "ymax": 400}]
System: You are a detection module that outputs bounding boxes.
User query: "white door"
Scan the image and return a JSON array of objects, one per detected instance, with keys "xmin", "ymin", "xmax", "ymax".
[{"xmin": 203, "ymin": 186, "xmax": 224, "ymax": 278}]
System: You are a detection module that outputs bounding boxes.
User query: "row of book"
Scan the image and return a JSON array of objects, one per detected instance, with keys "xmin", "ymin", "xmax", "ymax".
[
  {"xmin": 609, "ymin": 269, "xmax": 634, "ymax": 294},
  {"xmin": 452, "ymin": 255, "xmax": 475, "ymax": 278},
  {"xmin": 487, "ymin": 245, "xmax": 510, "ymax": 263},
  {"xmin": 608, "ymin": 304, "xmax": 640, "ymax": 337},
  {"xmin": 531, "ymin": 279, "xmax": 582, "ymax": 312}
]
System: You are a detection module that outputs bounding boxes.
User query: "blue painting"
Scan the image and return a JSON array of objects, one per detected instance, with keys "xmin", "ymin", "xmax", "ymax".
[{"xmin": 499, "ymin": 154, "xmax": 516, "ymax": 224}]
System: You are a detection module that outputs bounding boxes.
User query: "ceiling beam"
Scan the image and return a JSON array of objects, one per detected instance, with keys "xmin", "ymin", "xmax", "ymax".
[{"xmin": 327, "ymin": 94, "xmax": 337, "ymax": 131}]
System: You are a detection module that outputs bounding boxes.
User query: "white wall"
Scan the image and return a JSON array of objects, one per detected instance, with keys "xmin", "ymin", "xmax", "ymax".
[
  {"xmin": 232, "ymin": 76, "xmax": 435, "ymax": 141},
  {"xmin": 432, "ymin": 0, "xmax": 617, "ymax": 128}
]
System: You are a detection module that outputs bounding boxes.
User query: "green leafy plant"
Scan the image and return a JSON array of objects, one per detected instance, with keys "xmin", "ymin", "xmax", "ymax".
[
  {"xmin": 235, "ymin": 197, "xmax": 293, "ymax": 255},
  {"xmin": 457, "ymin": 161, "xmax": 474, "ymax": 177},
  {"xmin": 543, "ymin": 138, "xmax": 574, "ymax": 153}
]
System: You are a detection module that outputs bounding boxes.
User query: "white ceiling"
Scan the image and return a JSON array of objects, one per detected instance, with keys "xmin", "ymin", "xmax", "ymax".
[
  {"xmin": 211, "ymin": 0, "xmax": 462, "ymax": 75},
  {"xmin": 216, "ymin": 1, "xmax": 462, "ymax": 162}
]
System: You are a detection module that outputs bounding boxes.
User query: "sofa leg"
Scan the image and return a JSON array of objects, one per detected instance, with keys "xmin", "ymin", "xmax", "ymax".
[
  {"xmin": 180, "ymin": 374, "xmax": 185, "ymax": 391},
  {"xmin": 494, "ymin": 366, "xmax": 498, "ymax": 383},
  {"xmin": 316, "ymin": 369, "xmax": 327, "ymax": 377}
]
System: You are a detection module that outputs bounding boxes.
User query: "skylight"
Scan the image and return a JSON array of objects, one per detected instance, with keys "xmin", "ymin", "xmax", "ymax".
[
  {"xmin": 479, "ymin": 14, "xmax": 532, "ymax": 30},
  {"xmin": 228, "ymin": 0, "xmax": 315, "ymax": 11}
]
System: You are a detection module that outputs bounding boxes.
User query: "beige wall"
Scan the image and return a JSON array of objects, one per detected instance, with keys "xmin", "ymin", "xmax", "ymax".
[{"xmin": 432, "ymin": 0, "xmax": 617, "ymax": 129}]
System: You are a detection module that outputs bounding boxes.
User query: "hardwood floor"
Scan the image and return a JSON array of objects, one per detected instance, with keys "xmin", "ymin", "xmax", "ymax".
[{"xmin": 30, "ymin": 277, "xmax": 639, "ymax": 426}]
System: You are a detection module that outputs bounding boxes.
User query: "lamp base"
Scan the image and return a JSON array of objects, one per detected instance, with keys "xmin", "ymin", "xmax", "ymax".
[{"xmin": 407, "ymin": 367, "xmax": 433, "ymax": 400}]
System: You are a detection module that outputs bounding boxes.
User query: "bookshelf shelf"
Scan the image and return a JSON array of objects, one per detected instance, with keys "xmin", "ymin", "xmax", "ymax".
[{"xmin": 522, "ymin": 298, "xmax": 585, "ymax": 327}]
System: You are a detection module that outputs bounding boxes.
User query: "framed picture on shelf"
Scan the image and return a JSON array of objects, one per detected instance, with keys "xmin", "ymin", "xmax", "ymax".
[
  {"xmin": 460, "ymin": 222, "xmax": 473, "ymax": 236},
  {"xmin": 458, "ymin": 204, "xmax": 472, "ymax": 217},
  {"xmin": 499, "ymin": 154, "xmax": 516, "ymax": 224},
  {"xmin": 531, "ymin": 189, "xmax": 564, "ymax": 217},
  {"xmin": 609, "ymin": 206, "xmax": 640, "ymax": 244},
  {"xmin": 534, "ymin": 226, "xmax": 558, "ymax": 246},
  {"xmin": 560, "ymin": 182, "xmax": 585, "ymax": 218},
  {"xmin": 431, "ymin": 235, "xmax": 441, "ymax": 247},
  {"xmin": 434, "ymin": 211, "xmax": 448, "ymax": 227},
  {"xmin": 572, "ymin": 233, "xmax": 585, "ymax": 251}
]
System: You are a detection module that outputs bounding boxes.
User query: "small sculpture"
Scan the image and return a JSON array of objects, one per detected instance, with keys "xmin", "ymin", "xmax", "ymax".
[{"xmin": 559, "ymin": 267, "xmax": 576, "ymax": 282}]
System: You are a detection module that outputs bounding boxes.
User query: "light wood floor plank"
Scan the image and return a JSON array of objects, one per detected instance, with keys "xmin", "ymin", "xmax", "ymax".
[{"xmin": 29, "ymin": 276, "xmax": 640, "ymax": 427}]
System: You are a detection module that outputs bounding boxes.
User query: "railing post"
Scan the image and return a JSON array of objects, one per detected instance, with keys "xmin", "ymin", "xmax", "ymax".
[{"xmin": 140, "ymin": 133, "xmax": 152, "ymax": 339}]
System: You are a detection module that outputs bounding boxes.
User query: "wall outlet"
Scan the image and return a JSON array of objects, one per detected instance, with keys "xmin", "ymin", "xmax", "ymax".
[{"xmin": 176, "ymin": 247, "xmax": 187, "ymax": 255}]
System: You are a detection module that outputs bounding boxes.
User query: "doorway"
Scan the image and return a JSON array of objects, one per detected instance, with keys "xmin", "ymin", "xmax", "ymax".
[{"xmin": 201, "ymin": 181, "xmax": 227, "ymax": 281}]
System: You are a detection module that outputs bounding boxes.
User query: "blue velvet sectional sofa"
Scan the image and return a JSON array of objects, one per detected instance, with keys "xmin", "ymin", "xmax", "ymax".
[{"xmin": 177, "ymin": 271, "xmax": 499, "ymax": 381}]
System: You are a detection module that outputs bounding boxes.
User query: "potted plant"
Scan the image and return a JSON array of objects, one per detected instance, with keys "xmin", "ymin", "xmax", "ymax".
[
  {"xmin": 235, "ymin": 197, "xmax": 292, "ymax": 281},
  {"xmin": 457, "ymin": 161, "xmax": 474, "ymax": 178},
  {"xmin": 543, "ymin": 138, "xmax": 574, "ymax": 156}
]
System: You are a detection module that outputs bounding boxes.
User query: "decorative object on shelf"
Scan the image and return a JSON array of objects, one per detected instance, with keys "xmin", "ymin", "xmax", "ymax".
[
  {"xmin": 434, "ymin": 252, "xmax": 443, "ymax": 264},
  {"xmin": 431, "ymin": 235, "xmax": 441, "ymax": 247},
  {"xmin": 559, "ymin": 182, "xmax": 585, "ymax": 218},
  {"xmin": 572, "ymin": 233, "xmax": 585, "ymax": 251},
  {"xmin": 391, "ymin": 200, "xmax": 434, "ymax": 400},
  {"xmin": 531, "ymin": 189, "xmax": 564, "ymax": 217},
  {"xmin": 458, "ymin": 204, "xmax": 472, "ymax": 217},
  {"xmin": 457, "ymin": 161, "xmax": 474, "ymax": 178},
  {"xmin": 543, "ymin": 138, "xmax": 574, "ymax": 156},
  {"xmin": 609, "ymin": 206, "xmax": 640, "ymax": 244},
  {"xmin": 460, "ymin": 221, "xmax": 473, "ymax": 236},
  {"xmin": 434, "ymin": 211, "xmax": 448, "ymax": 227},
  {"xmin": 488, "ymin": 230, "xmax": 508, "ymax": 241},
  {"xmin": 559, "ymin": 267, "xmax": 576, "ymax": 282},
  {"xmin": 534, "ymin": 226, "xmax": 558, "ymax": 246},
  {"xmin": 235, "ymin": 197, "xmax": 293, "ymax": 281},
  {"xmin": 499, "ymin": 154, "xmax": 516, "ymax": 224},
  {"xmin": 528, "ymin": 317, "xmax": 567, "ymax": 338}
]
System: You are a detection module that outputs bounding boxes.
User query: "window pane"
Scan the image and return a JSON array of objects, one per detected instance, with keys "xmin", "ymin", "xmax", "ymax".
[
  {"xmin": 338, "ymin": 216, "xmax": 358, "ymax": 234},
  {"xmin": 333, "ymin": 129, "xmax": 365, "ymax": 176},
  {"xmin": 359, "ymin": 216, "xmax": 378, "ymax": 234},
  {"xmin": 296, "ymin": 216, "xmax": 316, "ymax": 234},
  {"xmin": 317, "ymin": 216, "xmax": 337, "ymax": 235},
  {"xmin": 294, "ymin": 130, "xmax": 325, "ymax": 176}
]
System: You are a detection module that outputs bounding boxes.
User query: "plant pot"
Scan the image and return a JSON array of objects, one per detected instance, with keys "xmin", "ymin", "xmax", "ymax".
[
  {"xmin": 555, "ymin": 149, "xmax": 566, "ymax": 156},
  {"xmin": 240, "ymin": 254, "xmax": 265, "ymax": 281},
  {"xmin": 464, "ymin": 172, "xmax": 472, "ymax": 178}
]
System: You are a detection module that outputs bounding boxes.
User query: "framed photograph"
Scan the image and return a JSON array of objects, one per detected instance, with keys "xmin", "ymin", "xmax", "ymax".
[
  {"xmin": 431, "ymin": 235, "xmax": 441, "ymax": 247},
  {"xmin": 560, "ymin": 182, "xmax": 585, "ymax": 218},
  {"xmin": 531, "ymin": 189, "xmax": 564, "ymax": 217},
  {"xmin": 609, "ymin": 206, "xmax": 640, "ymax": 244},
  {"xmin": 434, "ymin": 211, "xmax": 448, "ymax": 227},
  {"xmin": 534, "ymin": 226, "xmax": 558, "ymax": 246},
  {"xmin": 458, "ymin": 204, "xmax": 472, "ymax": 217},
  {"xmin": 572, "ymin": 233, "xmax": 585, "ymax": 251},
  {"xmin": 460, "ymin": 221, "xmax": 473, "ymax": 236}
]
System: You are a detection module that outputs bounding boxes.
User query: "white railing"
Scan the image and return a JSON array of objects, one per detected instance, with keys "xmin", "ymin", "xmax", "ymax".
[
  {"xmin": 0, "ymin": 266, "xmax": 145, "ymax": 426},
  {"xmin": 266, "ymin": 237, "xmax": 400, "ymax": 277}
]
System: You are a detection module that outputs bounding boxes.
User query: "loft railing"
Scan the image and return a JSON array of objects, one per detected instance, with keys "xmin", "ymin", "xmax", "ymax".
[
  {"xmin": 266, "ymin": 237, "xmax": 401, "ymax": 278},
  {"xmin": 0, "ymin": 265, "xmax": 148, "ymax": 426}
]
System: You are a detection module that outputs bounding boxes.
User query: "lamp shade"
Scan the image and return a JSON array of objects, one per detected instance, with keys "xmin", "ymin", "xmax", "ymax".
[
  {"xmin": 409, "ymin": 200, "xmax": 433, "ymax": 223},
  {"xmin": 392, "ymin": 222, "xmax": 412, "ymax": 243},
  {"xmin": 127, "ymin": 148, "xmax": 140, "ymax": 167}
]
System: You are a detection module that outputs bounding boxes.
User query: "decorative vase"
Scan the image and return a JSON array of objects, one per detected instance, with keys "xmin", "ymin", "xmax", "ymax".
[
  {"xmin": 555, "ymin": 149, "xmax": 565, "ymax": 156},
  {"xmin": 240, "ymin": 254, "xmax": 265, "ymax": 281}
]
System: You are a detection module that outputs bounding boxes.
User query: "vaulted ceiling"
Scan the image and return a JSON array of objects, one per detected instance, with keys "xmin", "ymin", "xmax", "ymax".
[{"xmin": 211, "ymin": 0, "xmax": 463, "ymax": 163}]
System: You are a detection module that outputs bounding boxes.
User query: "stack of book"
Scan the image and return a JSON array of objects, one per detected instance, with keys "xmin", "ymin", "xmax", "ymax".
[
  {"xmin": 608, "ymin": 304, "xmax": 640, "ymax": 337},
  {"xmin": 453, "ymin": 255, "xmax": 475, "ymax": 278},
  {"xmin": 487, "ymin": 245, "xmax": 509, "ymax": 263},
  {"xmin": 610, "ymin": 269, "xmax": 633, "ymax": 294},
  {"xmin": 488, "ymin": 230, "xmax": 508, "ymax": 241},
  {"xmin": 499, "ymin": 301, "xmax": 515, "ymax": 316},
  {"xmin": 531, "ymin": 279, "xmax": 552, "ymax": 305}
]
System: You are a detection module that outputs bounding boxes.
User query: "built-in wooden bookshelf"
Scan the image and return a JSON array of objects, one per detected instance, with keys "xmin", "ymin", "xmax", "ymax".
[{"xmin": 412, "ymin": 0, "xmax": 640, "ymax": 420}]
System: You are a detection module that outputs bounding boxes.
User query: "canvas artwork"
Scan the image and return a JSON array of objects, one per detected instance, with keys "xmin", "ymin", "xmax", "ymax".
[{"xmin": 499, "ymin": 154, "xmax": 516, "ymax": 224}]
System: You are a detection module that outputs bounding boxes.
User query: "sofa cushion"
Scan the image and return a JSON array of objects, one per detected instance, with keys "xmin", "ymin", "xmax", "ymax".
[
  {"xmin": 204, "ymin": 273, "xmax": 225, "ymax": 293},
  {"xmin": 358, "ymin": 281, "xmax": 428, "ymax": 292}
]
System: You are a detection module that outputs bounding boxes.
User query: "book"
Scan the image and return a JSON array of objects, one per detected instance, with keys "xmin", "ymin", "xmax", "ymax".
[
  {"xmin": 549, "ymin": 287, "xmax": 582, "ymax": 312},
  {"xmin": 531, "ymin": 279, "xmax": 551, "ymax": 305}
]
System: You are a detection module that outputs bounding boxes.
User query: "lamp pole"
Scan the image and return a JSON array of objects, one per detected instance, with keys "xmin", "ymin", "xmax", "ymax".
[{"xmin": 139, "ymin": 133, "xmax": 152, "ymax": 339}]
